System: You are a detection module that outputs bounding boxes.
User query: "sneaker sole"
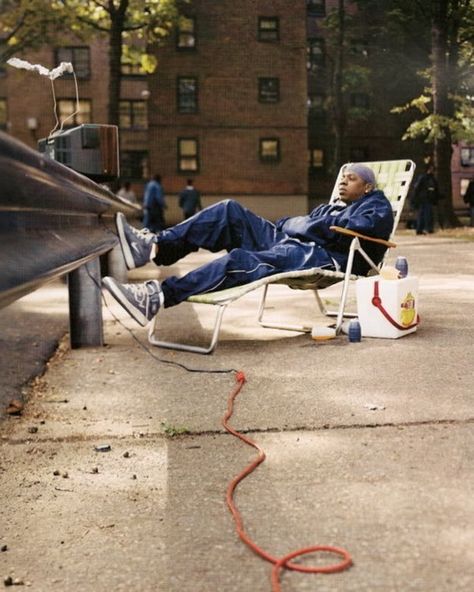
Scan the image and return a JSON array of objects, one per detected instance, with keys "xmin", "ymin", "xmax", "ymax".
[
  {"xmin": 115, "ymin": 212, "xmax": 137, "ymax": 270},
  {"xmin": 103, "ymin": 277, "xmax": 148, "ymax": 326}
]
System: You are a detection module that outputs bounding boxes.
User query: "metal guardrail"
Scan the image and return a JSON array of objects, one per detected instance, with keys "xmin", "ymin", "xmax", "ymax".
[{"xmin": 0, "ymin": 131, "xmax": 140, "ymax": 347}]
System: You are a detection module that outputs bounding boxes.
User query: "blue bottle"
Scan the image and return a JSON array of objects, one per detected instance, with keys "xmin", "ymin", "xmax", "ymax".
[
  {"xmin": 348, "ymin": 319, "xmax": 362, "ymax": 342},
  {"xmin": 395, "ymin": 256, "xmax": 408, "ymax": 278}
]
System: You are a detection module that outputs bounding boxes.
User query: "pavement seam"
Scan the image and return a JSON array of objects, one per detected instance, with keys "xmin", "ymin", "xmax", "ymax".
[{"xmin": 4, "ymin": 416, "xmax": 473, "ymax": 446}]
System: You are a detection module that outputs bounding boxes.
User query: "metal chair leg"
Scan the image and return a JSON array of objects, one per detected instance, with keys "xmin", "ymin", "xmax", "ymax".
[
  {"xmin": 148, "ymin": 303, "xmax": 228, "ymax": 355},
  {"xmin": 257, "ymin": 285, "xmax": 313, "ymax": 333}
]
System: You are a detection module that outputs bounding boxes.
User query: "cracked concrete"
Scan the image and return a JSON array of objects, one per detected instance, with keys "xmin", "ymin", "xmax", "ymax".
[{"xmin": 1, "ymin": 235, "xmax": 473, "ymax": 591}]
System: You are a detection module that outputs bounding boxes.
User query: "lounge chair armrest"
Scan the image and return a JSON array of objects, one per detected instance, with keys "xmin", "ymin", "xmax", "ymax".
[{"xmin": 329, "ymin": 226, "xmax": 397, "ymax": 248}]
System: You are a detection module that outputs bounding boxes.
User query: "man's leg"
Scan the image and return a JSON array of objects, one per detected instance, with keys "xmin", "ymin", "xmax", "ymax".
[
  {"xmin": 160, "ymin": 241, "xmax": 335, "ymax": 307},
  {"xmin": 103, "ymin": 241, "xmax": 335, "ymax": 321},
  {"xmin": 154, "ymin": 200, "xmax": 283, "ymax": 265},
  {"xmin": 416, "ymin": 203, "xmax": 426, "ymax": 234},
  {"xmin": 115, "ymin": 200, "xmax": 281, "ymax": 270}
]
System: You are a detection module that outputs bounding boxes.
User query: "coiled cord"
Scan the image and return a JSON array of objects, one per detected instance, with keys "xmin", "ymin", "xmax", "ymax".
[{"xmin": 224, "ymin": 371, "xmax": 353, "ymax": 591}]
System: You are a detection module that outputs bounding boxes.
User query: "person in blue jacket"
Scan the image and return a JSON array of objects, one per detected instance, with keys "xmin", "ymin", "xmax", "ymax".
[
  {"xmin": 143, "ymin": 173, "xmax": 166, "ymax": 232},
  {"xmin": 103, "ymin": 164, "xmax": 394, "ymax": 326},
  {"xmin": 179, "ymin": 179, "xmax": 202, "ymax": 219}
]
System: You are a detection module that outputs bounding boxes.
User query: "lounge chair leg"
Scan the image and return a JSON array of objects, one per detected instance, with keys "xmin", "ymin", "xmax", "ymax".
[
  {"xmin": 257, "ymin": 285, "xmax": 313, "ymax": 333},
  {"xmin": 147, "ymin": 303, "xmax": 228, "ymax": 354}
]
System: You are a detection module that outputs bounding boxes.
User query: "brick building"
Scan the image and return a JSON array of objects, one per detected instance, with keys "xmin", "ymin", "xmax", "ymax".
[
  {"xmin": 148, "ymin": 0, "xmax": 308, "ymax": 222},
  {"xmin": 0, "ymin": 0, "xmax": 471, "ymax": 221}
]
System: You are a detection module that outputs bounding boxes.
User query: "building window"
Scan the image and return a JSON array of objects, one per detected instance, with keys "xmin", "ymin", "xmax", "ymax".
[
  {"xmin": 119, "ymin": 100, "xmax": 148, "ymax": 129},
  {"xmin": 306, "ymin": 0, "xmax": 326, "ymax": 16},
  {"xmin": 259, "ymin": 138, "xmax": 280, "ymax": 162},
  {"xmin": 57, "ymin": 99, "xmax": 91, "ymax": 127},
  {"xmin": 308, "ymin": 93, "xmax": 325, "ymax": 115},
  {"xmin": 120, "ymin": 151, "xmax": 149, "ymax": 180},
  {"xmin": 309, "ymin": 148, "xmax": 324, "ymax": 169},
  {"xmin": 258, "ymin": 17, "xmax": 279, "ymax": 42},
  {"xmin": 258, "ymin": 78, "xmax": 280, "ymax": 103},
  {"xmin": 55, "ymin": 47, "xmax": 90, "ymax": 79},
  {"xmin": 178, "ymin": 137, "xmax": 199, "ymax": 172},
  {"xmin": 350, "ymin": 93, "xmax": 370, "ymax": 109},
  {"xmin": 177, "ymin": 16, "xmax": 197, "ymax": 50},
  {"xmin": 0, "ymin": 99, "xmax": 7, "ymax": 129},
  {"xmin": 121, "ymin": 59, "xmax": 146, "ymax": 76},
  {"xmin": 350, "ymin": 147, "xmax": 369, "ymax": 162},
  {"xmin": 460, "ymin": 147, "xmax": 474, "ymax": 166},
  {"xmin": 177, "ymin": 77, "xmax": 198, "ymax": 113},
  {"xmin": 307, "ymin": 38, "xmax": 325, "ymax": 70}
]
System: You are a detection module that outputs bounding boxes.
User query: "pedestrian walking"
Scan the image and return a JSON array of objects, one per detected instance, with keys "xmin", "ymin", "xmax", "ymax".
[
  {"xmin": 178, "ymin": 179, "xmax": 202, "ymax": 219},
  {"xmin": 143, "ymin": 174, "xmax": 166, "ymax": 232},
  {"xmin": 411, "ymin": 163, "xmax": 439, "ymax": 234}
]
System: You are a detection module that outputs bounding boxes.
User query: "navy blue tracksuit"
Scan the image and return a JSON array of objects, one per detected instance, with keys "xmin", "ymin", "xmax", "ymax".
[{"xmin": 156, "ymin": 195, "xmax": 393, "ymax": 307}]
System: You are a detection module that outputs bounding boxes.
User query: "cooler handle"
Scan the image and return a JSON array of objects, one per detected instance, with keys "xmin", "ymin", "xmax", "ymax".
[{"xmin": 371, "ymin": 281, "xmax": 420, "ymax": 331}]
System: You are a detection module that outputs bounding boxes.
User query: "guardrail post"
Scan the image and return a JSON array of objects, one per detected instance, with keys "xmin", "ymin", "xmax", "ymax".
[
  {"xmin": 107, "ymin": 244, "xmax": 128, "ymax": 283},
  {"xmin": 68, "ymin": 259, "xmax": 103, "ymax": 348}
]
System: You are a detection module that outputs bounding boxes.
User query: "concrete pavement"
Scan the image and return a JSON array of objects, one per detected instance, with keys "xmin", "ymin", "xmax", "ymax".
[{"xmin": 1, "ymin": 234, "xmax": 473, "ymax": 591}]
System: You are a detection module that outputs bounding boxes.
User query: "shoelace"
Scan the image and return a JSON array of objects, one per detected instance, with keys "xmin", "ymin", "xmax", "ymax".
[
  {"xmin": 131, "ymin": 226, "xmax": 153, "ymax": 241},
  {"xmin": 126, "ymin": 283, "xmax": 148, "ymax": 305}
]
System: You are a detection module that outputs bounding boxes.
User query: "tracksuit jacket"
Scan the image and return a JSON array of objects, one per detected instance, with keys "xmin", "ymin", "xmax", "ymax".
[{"xmin": 155, "ymin": 193, "xmax": 393, "ymax": 307}]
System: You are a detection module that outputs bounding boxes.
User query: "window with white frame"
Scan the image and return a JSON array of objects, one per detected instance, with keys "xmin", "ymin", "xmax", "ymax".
[
  {"xmin": 55, "ymin": 47, "xmax": 90, "ymax": 79},
  {"xmin": 177, "ymin": 16, "xmax": 197, "ymax": 49},
  {"xmin": 258, "ymin": 17, "xmax": 279, "ymax": 42},
  {"xmin": 258, "ymin": 78, "xmax": 280, "ymax": 103},
  {"xmin": 57, "ymin": 98, "xmax": 91, "ymax": 127},
  {"xmin": 260, "ymin": 138, "xmax": 280, "ymax": 162},
  {"xmin": 178, "ymin": 137, "xmax": 199, "ymax": 172},
  {"xmin": 120, "ymin": 151, "xmax": 149, "ymax": 179},
  {"xmin": 309, "ymin": 148, "xmax": 324, "ymax": 169},
  {"xmin": 177, "ymin": 77, "xmax": 198, "ymax": 113},
  {"xmin": 119, "ymin": 100, "xmax": 148, "ymax": 129},
  {"xmin": 460, "ymin": 147, "xmax": 474, "ymax": 166}
]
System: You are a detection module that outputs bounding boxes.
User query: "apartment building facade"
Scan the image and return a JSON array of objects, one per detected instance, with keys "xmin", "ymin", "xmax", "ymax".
[
  {"xmin": 0, "ymin": 0, "xmax": 471, "ymax": 220},
  {"xmin": 147, "ymin": 0, "xmax": 308, "ymax": 221}
]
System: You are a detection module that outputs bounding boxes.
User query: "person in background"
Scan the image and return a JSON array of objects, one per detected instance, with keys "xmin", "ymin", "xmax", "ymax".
[
  {"xmin": 411, "ymin": 163, "xmax": 439, "ymax": 235},
  {"xmin": 178, "ymin": 179, "xmax": 202, "ymax": 219},
  {"xmin": 117, "ymin": 181, "xmax": 137, "ymax": 203},
  {"xmin": 463, "ymin": 178, "xmax": 474, "ymax": 227},
  {"xmin": 143, "ymin": 173, "xmax": 166, "ymax": 232},
  {"xmin": 103, "ymin": 164, "xmax": 394, "ymax": 327}
]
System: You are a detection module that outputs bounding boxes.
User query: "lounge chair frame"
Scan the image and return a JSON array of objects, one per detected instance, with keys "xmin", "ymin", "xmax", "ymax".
[{"xmin": 148, "ymin": 160, "xmax": 415, "ymax": 354}]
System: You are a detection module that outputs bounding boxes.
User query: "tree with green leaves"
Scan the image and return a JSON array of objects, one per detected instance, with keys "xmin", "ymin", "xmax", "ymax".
[
  {"xmin": 58, "ymin": 0, "xmax": 185, "ymax": 125},
  {"xmin": 0, "ymin": 0, "xmax": 66, "ymax": 64},
  {"xmin": 390, "ymin": 0, "xmax": 474, "ymax": 225}
]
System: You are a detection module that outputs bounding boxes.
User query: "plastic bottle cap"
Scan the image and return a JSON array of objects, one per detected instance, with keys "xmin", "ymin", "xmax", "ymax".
[{"xmin": 311, "ymin": 325, "xmax": 336, "ymax": 341}]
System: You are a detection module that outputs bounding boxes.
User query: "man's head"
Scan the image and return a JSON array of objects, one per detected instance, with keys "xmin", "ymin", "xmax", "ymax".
[{"xmin": 339, "ymin": 163, "xmax": 376, "ymax": 203}]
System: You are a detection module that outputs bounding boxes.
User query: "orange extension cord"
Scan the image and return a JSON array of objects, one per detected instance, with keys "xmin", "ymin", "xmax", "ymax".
[{"xmin": 223, "ymin": 371, "xmax": 353, "ymax": 591}]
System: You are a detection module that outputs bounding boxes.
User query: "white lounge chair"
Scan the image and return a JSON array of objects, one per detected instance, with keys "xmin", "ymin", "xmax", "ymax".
[{"xmin": 148, "ymin": 159, "xmax": 416, "ymax": 354}]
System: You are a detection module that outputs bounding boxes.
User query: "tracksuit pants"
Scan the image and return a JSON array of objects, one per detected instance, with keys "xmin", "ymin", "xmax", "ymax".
[{"xmin": 155, "ymin": 200, "xmax": 335, "ymax": 307}]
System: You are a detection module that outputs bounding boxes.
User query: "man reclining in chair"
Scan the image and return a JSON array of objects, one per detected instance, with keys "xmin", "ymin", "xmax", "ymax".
[{"xmin": 103, "ymin": 164, "xmax": 393, "ymax": 326}]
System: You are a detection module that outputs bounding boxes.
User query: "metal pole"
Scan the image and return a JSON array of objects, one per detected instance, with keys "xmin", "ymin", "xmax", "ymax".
[
  {"xmin": 107, "ymin": 243, "xmax": 128, "ymax": 283},
  {"xmin": 68, "ymin": 258, "xmax": 103, "ymax": 348}
]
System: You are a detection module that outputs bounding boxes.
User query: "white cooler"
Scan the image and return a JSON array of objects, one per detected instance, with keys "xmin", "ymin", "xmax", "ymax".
[{"xmin": 356, "ymin": 276, "xmax": 419, "ymax": 339}]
